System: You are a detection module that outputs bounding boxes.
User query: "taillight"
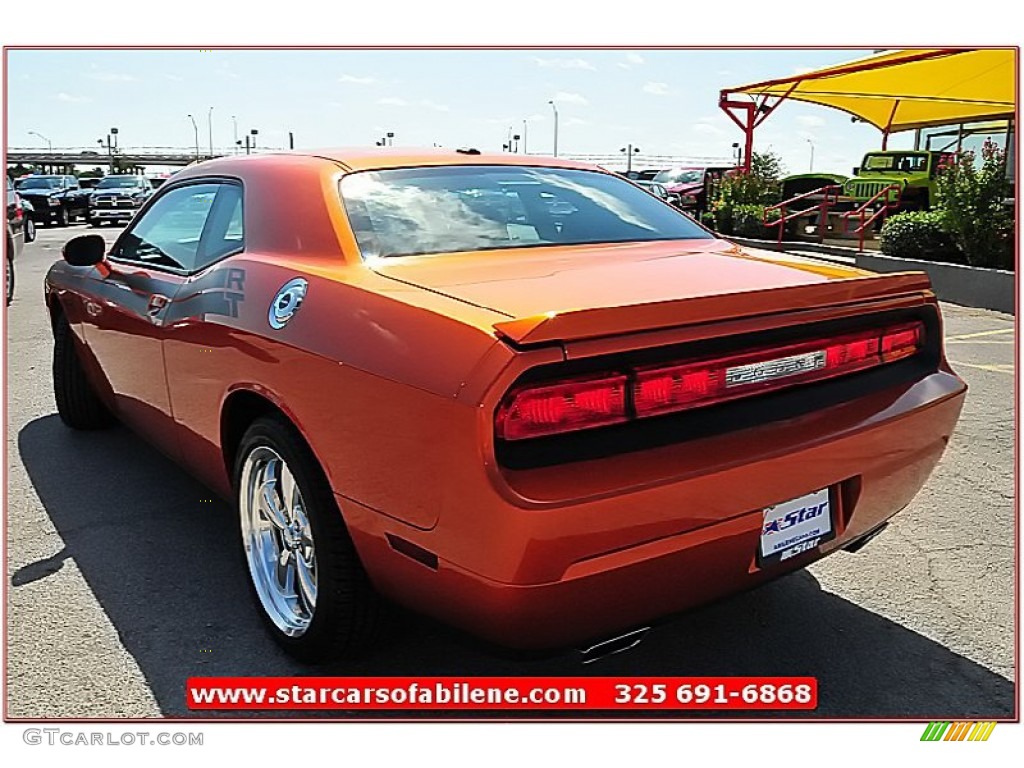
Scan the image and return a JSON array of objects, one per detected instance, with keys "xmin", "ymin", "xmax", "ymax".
[
  {"xmin": 632, "ymin": 322, "xmax": 923, "ymax": 420},
  {"xmin": 495, "ymin": 374, "xmax": 628, "ymax": 440},
  {"xmin": 881, "ymin": 323, "xmax": 923, "ymax": 362},
  {"xmin": 496, "ymin": 320, "xmax": 925, "ymax": 441}
]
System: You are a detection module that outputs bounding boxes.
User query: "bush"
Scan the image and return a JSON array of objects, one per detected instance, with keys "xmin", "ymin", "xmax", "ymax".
[
  {"xmin": 709, "ymin": 150, "xmax": 785, "ymax": 236},
  {"xmin": 934, "ymin": 140, "xmax": 1013, "ymax": 270},
  {"xmin": 879, "ymin": 211, "xmax": 961, "ymax": 262},
  {"xmin": 731, "ymin": 204, "xmax": 781, "ymax": 238}
]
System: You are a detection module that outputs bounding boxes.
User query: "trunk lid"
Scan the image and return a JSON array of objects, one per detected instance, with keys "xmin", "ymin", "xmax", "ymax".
[{"xmin": 370, "ymin": 239, "xmax": 932, "ymax": 344}]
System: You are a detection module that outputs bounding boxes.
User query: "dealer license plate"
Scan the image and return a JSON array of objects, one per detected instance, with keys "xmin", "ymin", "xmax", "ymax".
[{"xmin": 757, "ymin": 488, "xmax": 835, "ymax": 567}]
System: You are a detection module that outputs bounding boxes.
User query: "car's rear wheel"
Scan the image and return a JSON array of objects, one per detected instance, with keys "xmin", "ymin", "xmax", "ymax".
[
  {"xmin": 56, "ymin": 207, "xmax": 70, "ymax": 227},
  {"xmin": 53, "ymin": 312, "xmax": 113, "ymax": 429},
  {"xmin": 235, "ymin": 415, "xmax": 381, "ymax": 662},
  {"xmin": 24, "ymin": 215, "xmax": 36, "ymax": 243}
]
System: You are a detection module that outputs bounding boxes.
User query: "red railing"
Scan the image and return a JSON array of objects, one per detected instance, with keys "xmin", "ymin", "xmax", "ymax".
[
  {"xmin": 840, "ymin": 184, "xmax": 903, "ymax": 251},
  {"xmin": 763, "ymin": 185, "xmax": 843, "ymax": 245}
]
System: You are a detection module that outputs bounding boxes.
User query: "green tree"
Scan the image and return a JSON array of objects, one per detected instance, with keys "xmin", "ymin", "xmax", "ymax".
[{"xmin": 934, "ymin": 140, "xmax": 1012, "ymax": 270}]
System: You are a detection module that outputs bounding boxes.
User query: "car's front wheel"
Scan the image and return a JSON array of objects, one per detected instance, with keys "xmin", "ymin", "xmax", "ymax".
[
  {"xmin": 53, "ymin": 312, "xmax": 113, "ymax": 429},
  {"xmin": 56, "ymin": 207, "xmax": 70, "ymax": 227},
  {"xmin": 24, "ymin": 215, "xmax": 36, "ymax": 243},
  {"xmin": 235, "ymin": 415, "xmax": 381, "ymax": 662}
]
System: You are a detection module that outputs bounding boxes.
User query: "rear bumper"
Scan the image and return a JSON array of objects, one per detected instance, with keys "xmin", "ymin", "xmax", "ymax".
[{"xmin": 343, "ymin": 371, "xmax": 966, "ymax": 649}]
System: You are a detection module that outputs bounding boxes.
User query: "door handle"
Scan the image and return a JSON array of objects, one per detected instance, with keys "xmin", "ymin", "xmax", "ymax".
[{"xmin": 147, "ymin": 293, "xmax": 170, "ymax": 315}]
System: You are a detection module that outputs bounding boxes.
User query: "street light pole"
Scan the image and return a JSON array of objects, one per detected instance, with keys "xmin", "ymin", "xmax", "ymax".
[
  {"xmin": 232, "ymin": 115, "xmax": 238, "ymax": 154},
  {"xmin": 187, "ymin": 114, "xmax": 199, "ymax": 162},
  {"xmin": 548, "ymin": 100, "xmax": 559, "ymax": 157},
  {"xmin": 522, "ymin": 119, "xmax": 528, "ymax": 154},
  {"xmin": 806, "ymin": 138, "xmax": 815, "ymax": 172},
  {"xmin": 208, "ymin": 107, "xmax": 214, "ymax": 158},
  {"xmin": 29, "ymin": 131, "xmax": 52, "ymax": 152},
  {"xmin": 620, "ymin": 143, "xmax": 639, "ymax": 174}
]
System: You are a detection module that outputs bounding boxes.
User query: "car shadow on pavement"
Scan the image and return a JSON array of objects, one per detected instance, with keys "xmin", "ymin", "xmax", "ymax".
[{"xmin": 17, "ymin": 414, "xmax": 1015, "ymax": 719}]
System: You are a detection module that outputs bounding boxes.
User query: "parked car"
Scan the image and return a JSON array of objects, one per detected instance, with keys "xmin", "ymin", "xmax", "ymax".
[
  {"xmin": 87, "ymin": 174, "xmax": 154, "ymax": 226},
  {"xmin": 653, "ymin": 165, "xmax": 735, "ymax": 214},
  {"xmin": 46, "ymin": 149, "xmax": 967, "ymax": 661},
  {"xmin": 19, "ymin": 197, "xmax": 37, "ymax": 243},
  {"xmin": 14, "ymin": 174, "xmax": 88, "ymax": 226},
  {"xmin": 634, "ymin": 180, "xmax": 680, "ymax": 206},
  {"xmin": 6, "ymin": 176, "xmax": 26, "ymax": 304},
  {"xmin": 844, "ymin": 150, "xmax": 956, "ymax": 212}
]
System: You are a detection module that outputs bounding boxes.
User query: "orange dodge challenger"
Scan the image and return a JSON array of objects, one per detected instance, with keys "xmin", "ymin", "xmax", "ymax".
[{"xmin": 45, "ymin": 149, "xmax": 966, "ymax": 661}]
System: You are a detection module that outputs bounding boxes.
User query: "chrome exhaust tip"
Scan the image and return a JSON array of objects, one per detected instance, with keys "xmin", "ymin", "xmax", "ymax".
[{"xmin": 579, "ymin": 627, "xmax": 650, "ymax": 664}]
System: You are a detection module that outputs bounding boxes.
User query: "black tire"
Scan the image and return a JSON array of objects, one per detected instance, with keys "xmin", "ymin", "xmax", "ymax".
[
  {"xmin": 5, "ymin": 250, "xmax": 12, "ymax": 306},
  {"xmin": 53, "ymin": 312, "xmax": 113, "ymax": 429},
  {"xmin": 234, "ymin": 415, "xmax": 382, "ymax": 662},
  {"xmin": 24, "ymin": 216, "xmax": 36, "ymax": 243},
  {"xmin": 56, "ymin": 207, "xmax": 70, "ymax": 227},
  {"xmin": 88, "ymin": 219, "xmax": 102, "ymax": 227}
]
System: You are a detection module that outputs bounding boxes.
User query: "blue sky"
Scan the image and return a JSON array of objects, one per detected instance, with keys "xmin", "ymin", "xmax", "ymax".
[{"xmin": 7, "ymin": 48, "xmax": 915, "ymax": 175}]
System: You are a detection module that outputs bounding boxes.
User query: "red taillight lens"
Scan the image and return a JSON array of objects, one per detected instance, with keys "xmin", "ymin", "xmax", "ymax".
[
  {"xmin": 496, "ymin": 374, "xmax": 628, "ymax": 440},
  {"xmin": 634, "ymin": 363, "xmax": 724, "ymax": 416},
  {"xmin": 881, "ymin": 323, "xmax": 923, "ymax": 362}
]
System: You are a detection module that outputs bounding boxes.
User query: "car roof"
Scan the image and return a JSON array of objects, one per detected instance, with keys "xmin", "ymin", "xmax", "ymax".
[{"xmin": 181, "ymin": 148, "xmax": 602, "ymax": 176}]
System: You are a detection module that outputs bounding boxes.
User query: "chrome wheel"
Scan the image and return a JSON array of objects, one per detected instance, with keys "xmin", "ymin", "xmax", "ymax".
[{"xmin": 239, "ymin": 445, "xmax": 317, "ymax": 637}]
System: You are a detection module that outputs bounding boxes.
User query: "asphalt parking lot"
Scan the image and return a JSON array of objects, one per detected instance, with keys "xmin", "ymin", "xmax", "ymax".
[{"xmin": 4, "ymin": 223, "xmax": 1016, "ymax": 719}]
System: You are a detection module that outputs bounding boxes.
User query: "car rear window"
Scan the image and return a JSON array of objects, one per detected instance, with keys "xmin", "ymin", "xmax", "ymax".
[{"xmin": 340, "ymin": 165, "xmax": 711, "ymax": 259}]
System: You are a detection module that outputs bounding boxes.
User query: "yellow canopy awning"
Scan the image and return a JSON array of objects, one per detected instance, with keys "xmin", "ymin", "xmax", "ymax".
[{"xmin": 722, "ymin": 48, "xmax": 1016, "ymax": 133}]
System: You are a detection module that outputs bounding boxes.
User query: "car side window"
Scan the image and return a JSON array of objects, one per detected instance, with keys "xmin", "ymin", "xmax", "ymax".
[{"xmin": 113, "ymin": 181, "xmax": 243, "ymax": 273}]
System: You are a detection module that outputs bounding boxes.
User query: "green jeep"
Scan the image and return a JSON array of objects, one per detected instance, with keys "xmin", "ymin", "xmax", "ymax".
[{"xmin": 843, "ymin": 150, "xmax": 954, "ymax": 211}]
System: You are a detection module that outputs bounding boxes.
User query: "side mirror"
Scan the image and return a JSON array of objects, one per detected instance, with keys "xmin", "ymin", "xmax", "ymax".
[
  {"xmin": 852, "ymin": 167, "xmax": 860, "ymax": 176},
  {"xmin": 62, "ymin": 234, "xmax": 107, "ymax": 267}
]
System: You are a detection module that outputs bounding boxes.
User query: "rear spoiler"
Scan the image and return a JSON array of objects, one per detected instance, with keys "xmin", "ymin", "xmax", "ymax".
[{"xmin": 492, "ymin": 272, "xmax": 933, "ymax": 346}]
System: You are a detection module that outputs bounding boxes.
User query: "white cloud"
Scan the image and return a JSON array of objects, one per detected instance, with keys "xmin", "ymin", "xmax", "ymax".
[
  {"xmin": 564, "ymin": 117, "xmax": 590, "ymax": 127},
  {"xmin": 793, "ymin": 66, "xmax": 816, "ymax": 75},
  {"xmin": 339, "ymin": 74, "xmax": 376, "ymax": 84},
  {"xmin": 56, "ymin": 92, "xmax": 90, "ymax": 103},
  {"xmin": 87, "ymin": 72, "xmax": 138, "ymax": 83},
  {"xmin": 796, "ymin": 115, "xmax": 826, "ymax": 128},
  {"xmin": 377, "ymin": 97, "xmax": 409, "ymax": 106},
  {"xmin": 552, "ymin": 91, "xmax": 588, "ymax": 105},
  {"xmin": 618, "ymin": 52, "xmax": 645, "ymax": 69},
  {"xmin": 532, "ymin": 56, "xmax": 595, "ymax": 71},
  {"xmin": 163, "ymin": 73, "xmax": 184, "ymax": 82},
  {"xmin": 642, "ymin": 81, "xmax": 670, "ymax": 96},
  {"xmin": 419, "ymin": 99, "xmax": 450, "ymax": 112}
]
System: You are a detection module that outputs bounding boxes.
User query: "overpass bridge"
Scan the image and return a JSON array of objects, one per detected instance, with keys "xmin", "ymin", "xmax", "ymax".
[{"xmin": 6, "ymin": 146, "xmax": 254, "ymax": 173}]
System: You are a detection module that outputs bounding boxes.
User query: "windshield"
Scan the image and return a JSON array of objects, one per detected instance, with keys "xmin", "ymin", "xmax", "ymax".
[
  {"xmin": 16, "ymin": 177, "xmax": 62, "ymax": 190},
  {"xmin": 341, "ymin": 165, "xmax": 711, "ymax": 259},
  {"xmin": 96, "ymin": 177, "xmax": 144, "ymax": 189},
  {"xmin": 861, "ymin": 153, "xmax": 929, "ymax": 173},
  {"xmin": 653, "ymin": 168, "xmax": 703, "ymax": 185}
]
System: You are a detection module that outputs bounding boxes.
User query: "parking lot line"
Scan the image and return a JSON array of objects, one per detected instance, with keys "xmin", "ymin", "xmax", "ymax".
[
  {"xmin": 947, "ymin": 360, "xmax": 1015, "ymax": 374},
  {"xmin": 946, "ymin": 328, "xmax": 1014, "ymax": 341}
]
